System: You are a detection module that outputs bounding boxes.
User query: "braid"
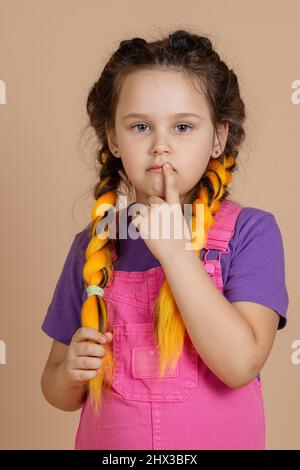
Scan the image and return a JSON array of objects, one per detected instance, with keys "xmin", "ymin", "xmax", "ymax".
[
  {"xmin": 81, "ymin": 149, "xmax": 121, "ymax": 414},
  {"xmin": 153, "ymin": 153, "xmax": 236, "ymax": 378}
]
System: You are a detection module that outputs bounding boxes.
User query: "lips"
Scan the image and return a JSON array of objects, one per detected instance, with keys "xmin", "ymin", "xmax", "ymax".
[
  {"xmin": 147, "ymin": 164, "xmax": 176, "ymax": 171},
  {"xmin": 147, "ymin": 165, "xmax": 163, "ymax": 170}
]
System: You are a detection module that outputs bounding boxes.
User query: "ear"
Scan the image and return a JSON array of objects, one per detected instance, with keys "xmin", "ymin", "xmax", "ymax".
[
  {"xmin": 105, "ymin": 121, "xmax": 121, "ymax": 158},
  {"xmin": 212, "ymin": 121, "xmax": 229, "ymax": 158}
]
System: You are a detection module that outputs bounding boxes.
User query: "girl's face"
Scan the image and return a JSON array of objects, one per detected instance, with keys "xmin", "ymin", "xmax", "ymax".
[{"xmin": 106, "ymin": 68, "xmax": 228, "ymax": 208}]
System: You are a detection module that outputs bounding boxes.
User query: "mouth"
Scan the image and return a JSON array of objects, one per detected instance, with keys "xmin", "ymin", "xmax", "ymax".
[
  {"xmin": 147, "ymin": 167, "xmax": 164, "ymax": 172},
  {"xmin": 147, "ymin": 165, "xmax": 176, "ymax": 172}
]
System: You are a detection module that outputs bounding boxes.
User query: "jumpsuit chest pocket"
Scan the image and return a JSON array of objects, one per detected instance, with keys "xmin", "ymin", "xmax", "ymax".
[{"xmin": 112, "ymin": 322, "xmax": 199, "ymax": 403}]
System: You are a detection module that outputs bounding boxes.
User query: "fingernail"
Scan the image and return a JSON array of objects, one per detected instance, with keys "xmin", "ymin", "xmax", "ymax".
[{"xmin": 165, "ymin": 163, "xmax": 170, "ymax": 169}]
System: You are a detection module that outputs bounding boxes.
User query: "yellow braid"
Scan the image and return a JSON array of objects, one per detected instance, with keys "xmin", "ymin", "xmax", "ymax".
[
  {"xmin": 81, "ymin": 187, "xmax": 117, "ymax": 414},
  {"xmin": 154, "ymin": 154, "xmax": 236, "ymax": 378}
]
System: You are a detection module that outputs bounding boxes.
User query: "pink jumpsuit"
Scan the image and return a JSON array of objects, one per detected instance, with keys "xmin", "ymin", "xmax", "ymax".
[{"xmin": 75, "ymin": 200, "xmax": 265, "ymax": 450}]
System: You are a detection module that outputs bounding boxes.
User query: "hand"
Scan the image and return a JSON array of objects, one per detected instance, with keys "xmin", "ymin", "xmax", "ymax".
[
  {"xmin": 61, "ymin": 327, "xmax": 113, "ymax": 388},
  {"xmin": 131, "ymin": 163, "xmax": 192, "ymax": 263}
]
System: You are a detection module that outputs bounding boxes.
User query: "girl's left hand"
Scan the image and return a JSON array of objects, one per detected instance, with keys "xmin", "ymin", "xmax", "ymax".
[{"xmin": 131, "ymin": 163, "xmax": 192, "ymax": 263}]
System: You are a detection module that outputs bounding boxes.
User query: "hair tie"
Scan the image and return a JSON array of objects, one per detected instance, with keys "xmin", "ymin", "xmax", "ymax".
[{"xmin": 86, "ymin": 285, "xmax": 104, "ymax": 297}]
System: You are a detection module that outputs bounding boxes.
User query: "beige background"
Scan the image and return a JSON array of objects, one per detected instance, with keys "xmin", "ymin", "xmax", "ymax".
[{"xmin": 0, "ymin": 0, "xmax": 299, "ymax": 450}]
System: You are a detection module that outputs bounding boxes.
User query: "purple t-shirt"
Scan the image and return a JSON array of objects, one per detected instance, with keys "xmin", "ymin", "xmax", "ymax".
[{"xmin": 41, "ymin": 204, "xmax": 289, "ymax": 345}]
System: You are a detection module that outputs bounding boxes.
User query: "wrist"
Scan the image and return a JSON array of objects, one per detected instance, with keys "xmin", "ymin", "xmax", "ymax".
[
  {"xmin": 57, "ymin": 360, "xmax": 84, "ymax": 390},
  {"xmin": 160, "ymin": 244, "xmax": 196, "ymax": 266}
]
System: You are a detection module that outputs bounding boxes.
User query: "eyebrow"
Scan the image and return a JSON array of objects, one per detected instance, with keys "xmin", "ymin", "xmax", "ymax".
[{"xmin": 122, "ymin": 112, "xmax": 203, "ymax": 120}]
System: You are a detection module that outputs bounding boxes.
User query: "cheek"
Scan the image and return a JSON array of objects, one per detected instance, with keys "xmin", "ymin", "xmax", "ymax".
[
  {"xmin": 120, "ymin": 157, "xmax": 143, "ymax": 183},
  {"xmin": 180, "ymin": 157, "xmax": 209, "ymax": 183}
]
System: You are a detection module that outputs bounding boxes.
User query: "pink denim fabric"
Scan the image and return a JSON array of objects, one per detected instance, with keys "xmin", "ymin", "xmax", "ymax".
[{"xmin": 75, "ymin": 200, "xmax": 265, "ymax": 450}]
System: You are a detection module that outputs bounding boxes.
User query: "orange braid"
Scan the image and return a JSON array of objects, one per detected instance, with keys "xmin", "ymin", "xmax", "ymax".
[
  {"xmin": 81, "ymin": 186, "xmax": 117, "ymax": 414},
  {"xmin": 154, "ymin": 154, "xmax": 236, "ymax": 378}
]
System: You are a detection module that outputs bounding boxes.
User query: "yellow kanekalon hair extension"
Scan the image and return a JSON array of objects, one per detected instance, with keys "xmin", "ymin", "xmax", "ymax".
[
  {"xmin": 81, "ymin": 187, "xmax": 117, "ymax": 415},
  {"xmin": 154, "ymin": 154, "xmax": 236, "ymax": 378}
]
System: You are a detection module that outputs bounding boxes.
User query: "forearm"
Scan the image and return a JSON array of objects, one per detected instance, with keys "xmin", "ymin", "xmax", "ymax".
[
  {"xmin": 41, "ymin": 362, "xmax": 87, "ymax": 412},
  {"xmin": 160, "ymin": 249, "xmax": 258, "ymax": 388}
]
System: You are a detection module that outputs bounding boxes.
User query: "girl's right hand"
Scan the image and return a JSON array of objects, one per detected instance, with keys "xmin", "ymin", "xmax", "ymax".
[{"xmin": 61, "ymin": 327, "xmax": 113, "ymax": 388}]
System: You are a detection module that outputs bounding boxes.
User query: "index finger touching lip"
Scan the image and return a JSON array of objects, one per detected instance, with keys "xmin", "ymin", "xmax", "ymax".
[{"xmin": 168, "ymin": 164, "xmax": 177, "ymax": 173}]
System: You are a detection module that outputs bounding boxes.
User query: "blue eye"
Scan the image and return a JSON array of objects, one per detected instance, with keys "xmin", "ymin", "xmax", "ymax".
[
  {"xmin": 176, "ymin": 124, "xmax": 192, "ymax": 133},
  {"xmin": 131, "ymin": 123, "xmax": 192, "ymax": 133},
  {"xmin": 133, "ymin": 123, "xmax": 148, "ymax": 132}
]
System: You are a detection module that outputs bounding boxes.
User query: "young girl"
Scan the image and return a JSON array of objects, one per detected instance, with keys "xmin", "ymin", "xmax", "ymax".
[{"xmin": 41, "ymin": 29, "xmax": 289, "ymax": 450}]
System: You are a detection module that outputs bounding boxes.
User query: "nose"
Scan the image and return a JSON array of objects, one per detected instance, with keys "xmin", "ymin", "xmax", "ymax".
[
  {"xmin": 150, "ymin": 130, "xmax": 173, "ymax": 156},
  {"xmin": 151, "ymin": 145, "xmax": 171, "ymax": 157}
]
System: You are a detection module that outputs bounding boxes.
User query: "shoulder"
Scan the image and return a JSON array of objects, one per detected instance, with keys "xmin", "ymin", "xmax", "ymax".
[
  {"xmin": 227, "ymin": 201, "xmax": 283, "ymax": 257},
  {"xmin": 222, "ymin": 201, "xmax": 289, "ymax": 331},
  {"xmin": 227, "ymin": 198, "xmax": 278, "ymax": 229},
  {"xmin": 236, "ymin": 205, "xmax": 277, "ymax": 228},
  {"xmin": 72, "ymin": 223, "xmax": 93, "ymax": 259}
]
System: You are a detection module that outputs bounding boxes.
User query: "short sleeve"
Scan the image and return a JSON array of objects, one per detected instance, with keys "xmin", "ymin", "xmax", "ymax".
[
  {"xmin": 41, "ymin": 228, "xmax": 90, "ymax": 345},
  {"xmin": 224, "ymin": 210, "xmax": 289, "ymax": 330}
]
